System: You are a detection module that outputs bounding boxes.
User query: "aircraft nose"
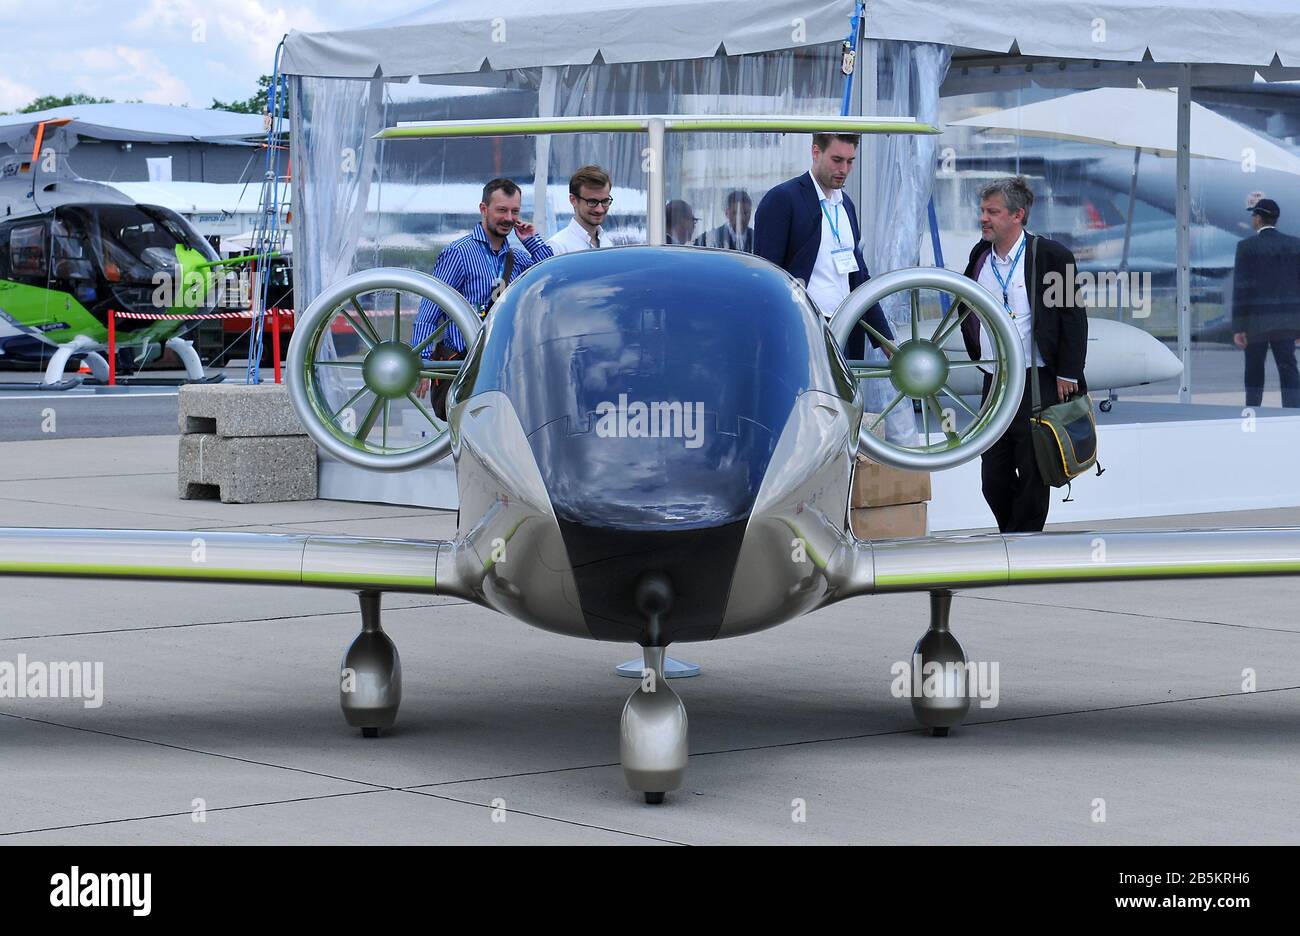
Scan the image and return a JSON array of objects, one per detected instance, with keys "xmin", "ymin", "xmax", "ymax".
[
  {"xmin": 1076, "ymin": 319, "xmax": 1183, "ymax": 391},
  {"xmin": 1135, "ymin": 328, "xmax": 1183, "ymax": 383}
]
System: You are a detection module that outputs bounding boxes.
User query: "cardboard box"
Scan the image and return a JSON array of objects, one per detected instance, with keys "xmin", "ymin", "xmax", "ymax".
[
  {"xmin": 849, "ymin": 502, "xmax": 928, "ymax": 540},
  {"xmin": 861, "ymin": 412, "xmax": 887, "ymax": 441},
  {"xmin": 851, "ymin": 454, "xmax": 932, "ymax": 508}
]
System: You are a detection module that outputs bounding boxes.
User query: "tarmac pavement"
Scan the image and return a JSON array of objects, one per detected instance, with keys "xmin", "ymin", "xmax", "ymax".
[{"xmin": 1, "ymin": 435, "xmax": 1298, "ymax": 845}]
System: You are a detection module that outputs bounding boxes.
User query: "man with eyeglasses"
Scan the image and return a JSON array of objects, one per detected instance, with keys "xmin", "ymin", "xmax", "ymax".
[
  {"xmin": 547, "ymin": 165, "xmax": 613, "ymax": 255},
  {"xmin": 411, "ymin": 177, "xmax": 552, "ymax": 418}
]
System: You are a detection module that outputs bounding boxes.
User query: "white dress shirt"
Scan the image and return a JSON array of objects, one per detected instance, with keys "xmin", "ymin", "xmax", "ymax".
[
  {"xmin": 547, "ymin": 217, "xmax": 603, "ymax": 255},
  {"xmin": 805, "ymin": 171, "xmax": 857, "ymax": 318},
  {"xmin": 977, "ymin": 230, "xmax": 1046, "ymax": 374}
]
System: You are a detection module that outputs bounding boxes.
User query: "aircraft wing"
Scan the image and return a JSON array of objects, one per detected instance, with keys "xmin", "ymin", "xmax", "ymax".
[
  {"xmin": 7, "ymin": 526, "xmax": 1300, "ymax": 621},
  {"xmin": 827, "ymin": 527, "xmax": 1300, "ymax": 600},
  {"xmin": 0, "ymin": 528, "xmax": 476, "ymax": 600}
]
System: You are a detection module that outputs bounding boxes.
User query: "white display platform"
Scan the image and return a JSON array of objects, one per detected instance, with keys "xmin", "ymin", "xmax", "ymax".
[
  {"xmin": 929, "ymin": 410, "xmax": 1300, "ymax": 531},
  {"xmin": 316, "ymin": 408, "xmax": 459, "ymax": 509},
  {"xmin": 318, "ymin": 452, "xmax": 458, "ymax": 510},
  {"xmin": 316, "ymin": 404, "xmax": 1300, "ymax": 529}
]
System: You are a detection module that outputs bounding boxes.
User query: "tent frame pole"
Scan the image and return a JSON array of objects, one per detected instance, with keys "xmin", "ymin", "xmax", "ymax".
[
  {"xmin": 647, "ymin": 117, "xmax": 666, "ymax": 245},
  {"xmin": 533, "ymin": 66, "xmax": 559, "ymax": 239},
  {"xmin": 1176, "ymin": 65, "xmax": 1192, "ymax": 403}
]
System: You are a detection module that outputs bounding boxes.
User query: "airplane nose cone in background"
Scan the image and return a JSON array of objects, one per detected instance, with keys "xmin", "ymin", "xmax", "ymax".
[
  {"xmin": 1083, "ymin": 318, "xmax": 1182, "ymax": 390},
  {"xmin": 1144, "ymin": 331, "xmax": 1183, "ymax": 383}
]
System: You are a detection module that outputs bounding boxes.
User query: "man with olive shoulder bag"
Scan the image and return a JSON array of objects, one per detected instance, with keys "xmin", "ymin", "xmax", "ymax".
[{"xmin": 959, "ymin": 177, "xmax": 1093, "ymax": 533}]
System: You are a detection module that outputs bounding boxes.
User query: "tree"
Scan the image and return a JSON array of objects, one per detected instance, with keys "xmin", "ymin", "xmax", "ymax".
[
  {"xmin": 211, "ymin": 74, "xmax": 289, "ymax": 119},
  {"xmin": 18, "ymin": 93, "xmax": 115, "ymax": 113}
]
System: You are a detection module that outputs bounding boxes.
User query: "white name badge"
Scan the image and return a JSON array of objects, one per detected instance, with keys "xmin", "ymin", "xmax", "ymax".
[{"xmin": 831, "ymin": 246, "xmax": 860, "ymax": 275}]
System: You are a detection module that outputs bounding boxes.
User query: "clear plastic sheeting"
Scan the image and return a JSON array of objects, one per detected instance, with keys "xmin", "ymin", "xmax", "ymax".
[
  {"xmin": 855, "ymin": 41, "xmax": 952, "ymax": 444},
  {"xmin": 289, "ymin": 41, "xmax": 954, "ymax": 315},
  {"xmin": 541, "ymin": 46, "xmax": 845, "ymax": 248},
  {"xmin": 288, "ymin": 40, "xmax": 957, "ymax": 451},
  {"xmin": 292, "ymin": 74, "xmax": 549, "ymax": 295},
  {"xmin": 292, "ymin": 44, "xmax": 826, "ymax": 308},
  {"xmin": 864, "ymin": 41, "xmax": 951, "ymax": 312},
  {"xmin": 930, "ymin": 73, "xmax": 1300, "ymax": 407}
]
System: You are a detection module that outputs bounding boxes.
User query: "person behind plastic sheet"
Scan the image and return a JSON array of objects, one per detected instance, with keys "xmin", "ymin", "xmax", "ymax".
[
  {"xmin": 1232, "ymin": 197, "xmax": 1300, "ymax": 409},
  {"xmin": 547, "ymin": 165, "xmax": 613, "ymax": 255},
  {"xmin": 664, "ymin": 199, "xmax": 697, "ymax": 245},
  {"xmin": 694, "ymin": 190, "xmax": 754, "ymax": 252},
  {"xmin": 411, "ymin": 178, "xmax": 552, "ymax": 419},
  {"xmin": 959, "ymin": 176, "xmax": 1087, "ymax": 534},
  {"xmin": 753, "ymin": 132, "xmax": 894, "ymax": 361}
]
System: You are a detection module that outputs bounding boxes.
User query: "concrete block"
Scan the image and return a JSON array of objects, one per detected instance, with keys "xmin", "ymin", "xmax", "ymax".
[
  {"xmin": 179, "ymin": 383, "xmax": 307, "ymax": 438},
  {"xmin": 179, "ymin": 433, "xmax": 317, "ymax": 503}
]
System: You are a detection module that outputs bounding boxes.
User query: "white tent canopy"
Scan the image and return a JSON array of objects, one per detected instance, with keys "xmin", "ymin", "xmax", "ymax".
[
  {"xmin": 281, "ymin": 0, "xmax": 1300, "ymax": 409},
  {"xmin": 866, "ymin": 0, "xmax": 1300, "ymax": 67},
  {"xmin": 281, "ymin": 0, "xmax": 850, "ymax": 77},
  {"xmin": 108, "ymin": 181, "xmax": 288, "ymax": 215},
  {"xmin": 281, "ymin": 0, "xmax": 1300, "ymax": 78},
  {"xmin": 0, "ymin": 103, "xmax": 271, "ymax": 148},
  {"xmin": 952, "ymin": 87, "xmax": 1300, "ymax": 175}
]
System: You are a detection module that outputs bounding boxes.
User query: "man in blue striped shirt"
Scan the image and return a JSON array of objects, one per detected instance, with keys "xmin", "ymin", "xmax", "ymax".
[{"xmin": 412, "ymin": 178, "xmax": 553, "ymax": 415}]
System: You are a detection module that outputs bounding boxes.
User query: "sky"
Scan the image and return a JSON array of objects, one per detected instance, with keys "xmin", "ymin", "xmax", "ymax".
[{"xmin": 0, "ymin": 0, "xmax": 430, "ymax": 112}]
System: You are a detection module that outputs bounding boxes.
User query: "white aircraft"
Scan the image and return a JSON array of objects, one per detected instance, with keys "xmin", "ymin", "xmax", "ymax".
[{"xmin": 932, "ymin": 314, "xmax": 1180, "ymax": 407}]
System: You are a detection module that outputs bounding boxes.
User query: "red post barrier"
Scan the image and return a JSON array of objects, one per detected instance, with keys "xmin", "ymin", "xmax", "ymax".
[
  {"xmin": 107, "ymin": 309, "xmax": 116, "ymax": 386},
  {"xmin": 271, "ymin": 309, "xmax": 282, "ymax": 384}
]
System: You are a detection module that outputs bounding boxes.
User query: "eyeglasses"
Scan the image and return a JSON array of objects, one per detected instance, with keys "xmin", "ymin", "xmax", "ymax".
[{"xmin": 574, "ymin": 196, "xmax": 614, "ymax": 209}]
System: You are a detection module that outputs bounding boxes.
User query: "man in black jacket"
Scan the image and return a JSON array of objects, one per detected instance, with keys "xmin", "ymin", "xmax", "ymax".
[
  {"xmin": 960, "ymin": 177, "xmax": 1088, "ymax": 533},
  {"xmin": 1232, "ymin": 198, "xmax": 1300, "ymax": 409}
]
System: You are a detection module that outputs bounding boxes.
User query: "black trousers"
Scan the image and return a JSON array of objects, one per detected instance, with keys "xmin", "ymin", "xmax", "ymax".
[
  {"xmin": 979, "ymin": 370, "xmax": 1057, "ymax": 533},
  {"xmin": 844, "ymin": 322, "xmax": 867, "ymax": 359},
  {"xmin": 429, "ymin": 344, "xmax": 465, "ymax": 420},
  {"xmin": 1244, "ymin": 332, "xmax": 1300, "ymax": 409}
]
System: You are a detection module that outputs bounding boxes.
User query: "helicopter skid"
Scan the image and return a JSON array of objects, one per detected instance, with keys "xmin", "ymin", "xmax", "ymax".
[
  {"xmin": 0, "ymin": 377, "xmax": 85, "ymax": 391},
  {"xmin": 81, "ymin": 373, "xmax": 227, "ymax": 387}
]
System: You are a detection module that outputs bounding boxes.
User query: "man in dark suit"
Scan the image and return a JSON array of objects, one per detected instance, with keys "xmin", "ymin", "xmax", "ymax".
[
  {"xmin": 754, "ymin": 132, "xmax": 894, "ymax": 359},
  {"xmin": 695, "ymin": 190, "xmax": 754, "ymax": 252},
  {"xmin": 1232, "ymin": 197, "xmax": 1300, "ymax": 409},
  {"xmin": 960, "ymin": 176, "xmax": 1088, "ymax": 533}
]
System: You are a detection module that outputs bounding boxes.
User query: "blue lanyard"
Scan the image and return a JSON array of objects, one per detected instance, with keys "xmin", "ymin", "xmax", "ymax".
[
  {"xmin": 988, "ymin": 237, "xmax": 1025, "ymax": 312},
  {"xmin": 820, "ymin": 199, "xmax": 844, "ymax": 247}
]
